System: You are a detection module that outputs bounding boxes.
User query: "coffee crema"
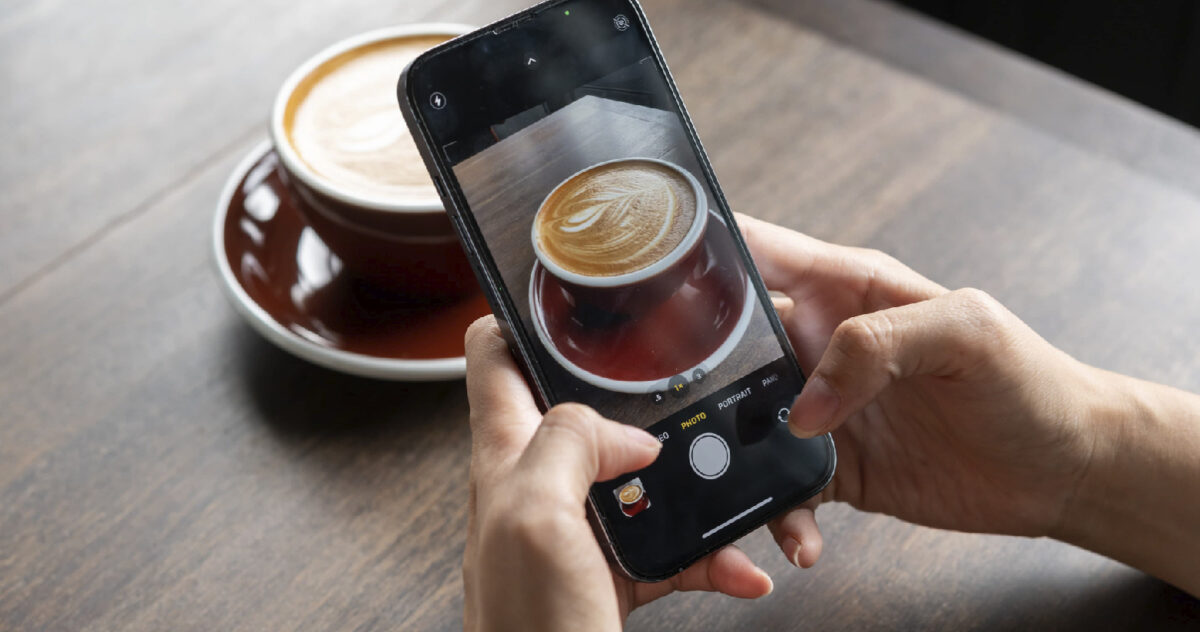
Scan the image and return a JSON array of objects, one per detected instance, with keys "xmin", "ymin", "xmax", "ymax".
[
  {"xmin": 284, "ymin": 35, "xmax": 448, "ymax": 203},
  {"xmin": 535, "ymin": 161, "xmax": 697, "ymax": 277}
]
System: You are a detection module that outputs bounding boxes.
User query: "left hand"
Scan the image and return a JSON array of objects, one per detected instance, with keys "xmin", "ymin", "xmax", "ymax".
[{"xmin": 462, "ymin": 317, "xmax": 776, "ymax": 632}]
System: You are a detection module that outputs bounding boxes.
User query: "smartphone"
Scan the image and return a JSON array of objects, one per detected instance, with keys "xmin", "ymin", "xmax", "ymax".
[{"xmin": 399, "ymin": 0, "xmax": 834, "ymax": 581}]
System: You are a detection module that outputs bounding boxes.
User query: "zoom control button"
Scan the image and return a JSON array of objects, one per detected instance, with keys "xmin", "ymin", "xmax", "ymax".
[
  {"xmin": 668, "ymin": 374, "xmax": 689, "ymax": 398},
  {"xmin": 689, "ymin": 432, "xmax": 730, "ymax": 480}
]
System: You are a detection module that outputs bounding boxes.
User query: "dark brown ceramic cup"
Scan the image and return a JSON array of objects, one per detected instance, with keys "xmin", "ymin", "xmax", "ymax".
[{"xmin": 270, "ymin": 25, "xmax": 474, "ymax": 301}]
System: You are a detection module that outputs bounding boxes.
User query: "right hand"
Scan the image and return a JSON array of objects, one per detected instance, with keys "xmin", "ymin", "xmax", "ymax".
[{"xmin": 737, "ymin": 214, "xmax": 1113, "ymax": 566}]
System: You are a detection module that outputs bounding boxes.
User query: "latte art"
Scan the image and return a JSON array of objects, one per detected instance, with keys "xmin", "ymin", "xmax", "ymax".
[
  {"xmin": 536, "ymin": 162, "xmax": 698, "ymax": 277},
  {"xmin": 285, "ymin": 35, "xmax": 448, "ymax": 202}
]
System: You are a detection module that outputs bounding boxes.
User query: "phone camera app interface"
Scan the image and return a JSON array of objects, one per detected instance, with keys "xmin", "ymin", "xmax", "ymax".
[
  {"xmin": 446, "ymin": 63, "xmax": 787, "ymax": 427},
  {"xmin": 416, "ymin": 0, "xmax": 832, "ymax": 574}
]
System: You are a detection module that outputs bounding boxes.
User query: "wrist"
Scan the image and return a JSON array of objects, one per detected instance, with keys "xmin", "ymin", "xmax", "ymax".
[
  {"xmin": 1052, "ymin": 367, "xmax": 1200, "ymax": 596},
  {"xmin": 1049, "ymin": 366, "xmax": 1141, "ymax": 546}
]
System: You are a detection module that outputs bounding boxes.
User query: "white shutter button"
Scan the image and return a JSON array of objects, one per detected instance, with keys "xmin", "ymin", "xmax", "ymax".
[{"xmin": 689, "ymin": 433, "xmax": 730, "ymax": 480}]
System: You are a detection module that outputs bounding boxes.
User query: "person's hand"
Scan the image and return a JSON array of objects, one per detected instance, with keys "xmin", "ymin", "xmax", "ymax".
[
  {"xmin": 738, "ymin": 214, "xmax": 1113, "ymax": 567},
  {"xmin": 462, "ymin": 318, "xmax": 775, "ymax": 632}
]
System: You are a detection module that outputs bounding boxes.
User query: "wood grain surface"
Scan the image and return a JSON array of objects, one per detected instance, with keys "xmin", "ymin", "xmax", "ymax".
[{"xmin": 2, "ymin": 0, "xmax": 1199, "ymax": 629}]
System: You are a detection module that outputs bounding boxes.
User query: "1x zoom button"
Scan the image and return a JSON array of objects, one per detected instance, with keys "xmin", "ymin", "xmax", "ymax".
[{"xmin": 689, "ymin": 432, "xmax": 730, "ymax": 480}]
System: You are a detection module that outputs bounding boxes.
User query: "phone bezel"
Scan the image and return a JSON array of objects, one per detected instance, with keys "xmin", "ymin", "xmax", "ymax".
[{"xmin": 399, "ymin": 0, "xmax": 835, "ymax": 581}]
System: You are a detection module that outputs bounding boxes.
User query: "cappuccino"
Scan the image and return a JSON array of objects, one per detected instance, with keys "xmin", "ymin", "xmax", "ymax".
[
  {"xmin": 284, "ymin": 35, "xmax": 448, "ymax": 202},
  {"xmin": 535, "ymin": 160, "xmax": 698, "ymax": 277}
]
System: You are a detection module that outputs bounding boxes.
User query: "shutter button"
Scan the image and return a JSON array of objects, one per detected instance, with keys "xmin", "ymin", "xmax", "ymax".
[{"xmin": 689, "ymin": 433, "xmax": 730, "ymax": 480}]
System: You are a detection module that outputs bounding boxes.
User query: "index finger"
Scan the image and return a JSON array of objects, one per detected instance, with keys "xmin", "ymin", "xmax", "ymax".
[
  {"xmin": 736, "ymin": 212, "xmax": 829, "ymax": 295},
  {"xmin": 735, "ymin": 213, "xmax": 944, "ymax": 305},
  {"xmin": 464, "ymin": 316, "xmax": 543, "ymax": 468}
]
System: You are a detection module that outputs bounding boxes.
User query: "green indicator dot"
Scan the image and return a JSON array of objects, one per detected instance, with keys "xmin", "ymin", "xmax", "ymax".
[{"xmin": 564, "ymin": 10, "xmax": 570, "ymax": 15}]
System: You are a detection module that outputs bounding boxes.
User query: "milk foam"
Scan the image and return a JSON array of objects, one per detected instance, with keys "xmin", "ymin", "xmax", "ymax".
[
  {"xmin": 537, "ymin": 162, "xmax": 698, "ymax": 277},
  {"xmin": 286, "ymin": 36, "xmax": 448, "ymax": 203}
]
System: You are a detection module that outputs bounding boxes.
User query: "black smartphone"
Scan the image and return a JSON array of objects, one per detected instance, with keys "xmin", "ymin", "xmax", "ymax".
[{"xmin": 398, "ymin": 0, "xmax": 835, "ymax": 581}]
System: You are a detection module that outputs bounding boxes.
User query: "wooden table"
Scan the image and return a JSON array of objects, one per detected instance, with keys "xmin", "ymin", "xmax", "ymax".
[{"xmin": 3, "ymin": 0, "xmax": 1198, "ymax": 629}]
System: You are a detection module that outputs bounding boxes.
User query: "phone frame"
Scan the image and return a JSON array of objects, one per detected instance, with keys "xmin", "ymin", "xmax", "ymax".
[{"xmin": 399, "ymin": 0, "xmax": 835, "ymax": 581}]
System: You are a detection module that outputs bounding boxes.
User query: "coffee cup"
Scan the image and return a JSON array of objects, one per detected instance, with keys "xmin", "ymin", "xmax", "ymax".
[
  {"xmin": 531, "ymin": 158, "xmax": 708, "ymax": 319},
  {"xmin": 616, "ymin": 479, "xmax": 650, "ymax": 517},
  {"xmin": 270, "ymin": 24, "xmax": 475, "ymax": 301}
]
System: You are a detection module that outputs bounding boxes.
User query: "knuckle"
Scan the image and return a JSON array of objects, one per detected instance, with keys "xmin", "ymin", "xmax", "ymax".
[
  {"xmin": 828, "ymin": 313, "xmax": 901, "ymax": 381},
  {"xmin": 536, "ymin": 404, "xmax": 604, "ymax": 486},
  {"xmin": 850, "ymin": 246, "xmax": 931, "ymax": 309},
  {"xmin": 832, "ymin": 314, "xmax": 893, "ymax": 359},
  {"xmin": 952, "ymin": 287, "xmax": 1010, "ymax": 333},
  {"xmin": 539, "ymin": 404, "xmax": 599, "ymax": 463},
  {"xmin": 464, "ymin": 316, "xmax": 500, "ymax": 348},
  {"xmin": 945, "ymin": 288, "xmax": 1020, "ymax": 364},
  {"xmin": 953, "ymin": 286, "xmax": 995, "ymax": 309},
  {"xmin": 542, "ymin": 403, "xmax": 599, "ymax": 435}
]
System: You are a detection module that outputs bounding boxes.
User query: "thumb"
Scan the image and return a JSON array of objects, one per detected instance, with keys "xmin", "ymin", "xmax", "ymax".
[
  {"xmin": 518, "ymin": 403, "xmax": 663, "ymax": 502},
  {"xmin": 789, "ymin": 288, "xmax": 1013, "ymax": 437}
]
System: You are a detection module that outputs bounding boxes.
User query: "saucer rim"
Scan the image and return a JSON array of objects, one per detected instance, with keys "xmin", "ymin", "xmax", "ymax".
[
  {"xmin": 528, "ymin": 213, "xmax": 756, "ymax": 393},
  {"xmin": 212, "ymin": 139, "xmax": 467, "ymax": 381}
]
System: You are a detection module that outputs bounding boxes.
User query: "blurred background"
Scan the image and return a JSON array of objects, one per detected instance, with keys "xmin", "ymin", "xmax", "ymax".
[{"xmin": 894, "ymin": 0, "xmax": 1200, "ymax": 128}]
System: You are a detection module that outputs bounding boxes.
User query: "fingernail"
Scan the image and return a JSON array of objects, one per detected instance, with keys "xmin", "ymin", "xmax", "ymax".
[
  {"xmin": 784, "ymin": 536, "xmax": 802, "ymax": 568},
  {"xmin": 758, "ymin": 568, "xmax": 774, "ymax": 596},
  {"xmin": 788, "ymin": 376, "xmax": 839, "ymax": 438},
  {"xmin": 625, "ymin": 425, "xmax": 663, "ymax": 451}
]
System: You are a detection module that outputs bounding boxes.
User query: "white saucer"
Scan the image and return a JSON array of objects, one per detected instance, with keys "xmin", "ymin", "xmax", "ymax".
[{"xmin": 212, "ymin": 140, "xmax": 483, "ymax": 381}]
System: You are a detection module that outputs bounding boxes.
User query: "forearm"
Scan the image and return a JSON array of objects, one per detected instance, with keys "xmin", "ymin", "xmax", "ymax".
[{"xmin": 1057, "ymin": 370, "xmax": 1200, "ymax": 597}]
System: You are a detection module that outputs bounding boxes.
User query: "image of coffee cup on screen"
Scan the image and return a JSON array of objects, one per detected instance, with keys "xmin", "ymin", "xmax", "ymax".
[
  {"xmin": 614, "ymin": 477, "xmax": 650, "ymax": 518},
  {"xmin": 449, "ymin": 58, "xmax": 787, "ymax": 421},
  {"xmin": 527, "ymin": 157, "xmax": 755, "ymax": 394},
  {"xmin": 532, "ymin": 158, "xmax": 707, "ymax": 319}
]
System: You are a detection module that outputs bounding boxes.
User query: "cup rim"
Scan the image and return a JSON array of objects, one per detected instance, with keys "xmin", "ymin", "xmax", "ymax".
[
  {"xmin": 619, "ymin": 483, "xmax": 644, "ymax": 503},
  {"xmin": 270, "ymin": 23, "xmax": 473, "ymax": 215},
  {"xmin": 530, "ymin": 157, "xmax": 709, "ymax": 288}
]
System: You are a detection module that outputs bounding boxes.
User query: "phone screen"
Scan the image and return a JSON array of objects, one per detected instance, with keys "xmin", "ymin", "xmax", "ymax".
[{"xmin": 404, "ymin": 0, "xmax": 833, "ymax": 579}]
